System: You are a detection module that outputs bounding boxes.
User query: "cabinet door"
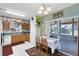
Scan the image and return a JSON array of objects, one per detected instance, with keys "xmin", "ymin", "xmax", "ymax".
[
  {"xmin": 26, "ymin": 34, "xmax": 30, "ymax": 42},
  {"xmin": 22, "ymin": 22, "xmax": 27, "ymax": 30},
  {"xmin": 27, "ymin": 24, "xmax": 30, "ymax": 30},
  {"xmin": 22, "ymin": 22, "xmax": 30, "ymax": 30},
  {"xmin": 11, "ymin": 35, "xmax": 18, "ymax": 44},
  {"xmin": 11, "ymin": 34, "xmax": 27, "ymax": 43},
  {"xmin": 3, "ymin": 20, "xmax": 10, "ymax": 30},
  {"xmin": 19, "ymin": 34, "xmax": 26, "ymax": 41}
]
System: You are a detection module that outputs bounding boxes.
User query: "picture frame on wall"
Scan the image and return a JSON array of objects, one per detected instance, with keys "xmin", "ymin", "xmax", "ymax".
[{"xmin": 53, "ymin": 10, "xmax": 63, "ymax": 19}]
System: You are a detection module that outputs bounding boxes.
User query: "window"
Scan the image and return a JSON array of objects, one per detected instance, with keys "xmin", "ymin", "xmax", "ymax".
[
  {"xmin": 50, "ymin": 21, "xmax": 58, "ymax": 38},
  {"xmin": 60, "ymin": 24, "xmax": 72, "ymax": 35}
]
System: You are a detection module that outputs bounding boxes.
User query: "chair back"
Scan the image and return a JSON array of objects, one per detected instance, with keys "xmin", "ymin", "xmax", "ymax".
[
  {"xmin": 41, "ymin": 36, "xmax": 48, "ymax": 47},
  {"xmin": 36, "ymin": 37, "xmax": 41, "ymax": 44}
]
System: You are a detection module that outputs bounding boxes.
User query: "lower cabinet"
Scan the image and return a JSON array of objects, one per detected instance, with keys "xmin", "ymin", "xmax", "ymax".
[{"xmin": 11, "ymin": 34, "xmax": 30, "ymax": 44}]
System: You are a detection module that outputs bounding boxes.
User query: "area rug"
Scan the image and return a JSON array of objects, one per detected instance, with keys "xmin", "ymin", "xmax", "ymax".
[
  {"xmin": 25, "ymin": 47, "xmax": 51, "ymax": 56},
  {"xmin": 3, "ymin": 45, "xmax": 13, "ymax": 56},
  {"xmin": 25, "ymin": 47, "xmax": 67, "ymax": 56}
]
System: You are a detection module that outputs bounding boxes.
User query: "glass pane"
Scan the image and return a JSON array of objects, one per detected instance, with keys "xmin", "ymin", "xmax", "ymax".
[
  {"xmin": 50, "ymin": 21, "xmax": 58, "ymax": 38},
  {"xmin": 59, "ymin": 18, "xmax": 78, "ymax": 56},
  {"xmin": 60, "ymin": 24, "xmax": 72, "ymax": 35}
]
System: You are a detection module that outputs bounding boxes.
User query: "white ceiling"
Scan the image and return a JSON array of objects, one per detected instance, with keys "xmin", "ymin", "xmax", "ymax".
[{"xmin": 0, "ymin": 3, "xmax": 75, "ymax": 19}]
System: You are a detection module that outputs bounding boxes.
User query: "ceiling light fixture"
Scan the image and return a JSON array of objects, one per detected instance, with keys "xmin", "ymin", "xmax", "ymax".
[
  {"xmin": 38, "ymin": 4, "xmax": 51, "ymax": 15},
  {"xmin": 47, "ymin": 7, "xmax": 51, "ymax": 11},
  {"xmin": 40, "ymin": 5, "xmax": 45, "ymax": 10},
  {"xmin": 44, "ymin": 11, "xmax": 48, "ymax": 15},
  {"xmin": 5, "ymin": 8, "xmax": 26, "ymax": 17},
  {"xmin": 38, "ymin": 10, "xmax": 42, "ymax": 14},
  {"xmin": 16, "ymin": 20, "xmax": 21, "ymax": 22}
]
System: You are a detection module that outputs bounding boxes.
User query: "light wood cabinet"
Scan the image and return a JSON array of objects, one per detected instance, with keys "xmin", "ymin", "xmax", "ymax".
[
  {"xmin": 2, "ymin": 20, "xmax": 10, "ymax": 30},
  {"xmin": 26, "ymin": 34, "xmax": 30, "ymax": 42},
  {"xmin": 22, "ymin": 22, "xmax": 30, "ymax": 30},
  {"xmin": 11, "ymin": 34, "xmax": 30, "ymax": 43}
]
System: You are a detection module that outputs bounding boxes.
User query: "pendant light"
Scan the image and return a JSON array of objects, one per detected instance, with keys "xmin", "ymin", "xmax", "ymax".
[{"xmin": 38, "ymin": 4, "xmax": 51, "ymax": 15}]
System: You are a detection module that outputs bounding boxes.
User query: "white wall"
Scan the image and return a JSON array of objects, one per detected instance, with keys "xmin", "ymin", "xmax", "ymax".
[
  {"xmin": 44, "ymin": 21, "xmax": 50, "ymax": 37},
  {"xmin": 41, "ymin": 21, "xmax": 50, "ymax": 38},
  {"xmin": 36, "ymin": 27, "xmax": 41, "ymax": 37},
  {"xmin": 30, "ymin": 17, "xmax": 36, "ymax": 46},
  {"xmin": 0, "ymin": 18, "xmax": 2, "ymax": 56}
]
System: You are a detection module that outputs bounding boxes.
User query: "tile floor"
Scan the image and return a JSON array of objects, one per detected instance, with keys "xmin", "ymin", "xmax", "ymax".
[{"xmin": 8, "ymin": 41, "xmax": 35, "ymax": 56}]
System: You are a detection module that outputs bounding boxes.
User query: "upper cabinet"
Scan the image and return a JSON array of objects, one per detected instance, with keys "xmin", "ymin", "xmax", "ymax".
[
  {"xmin": 2, "ymin": 19, "xmax": 10, "ymax": 31},
  {"xmin": 2, "ymin": 17, "xmax": 30, "ymax": 32},
  {"xmin": 21, "ymin": 22, "xmax": 30, "ymax": 30}
]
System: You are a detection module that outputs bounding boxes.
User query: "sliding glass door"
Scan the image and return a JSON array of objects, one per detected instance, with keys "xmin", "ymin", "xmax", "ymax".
[{"xmin": 59, "ymin": 18, "xmax": 78, "ymax": 56}]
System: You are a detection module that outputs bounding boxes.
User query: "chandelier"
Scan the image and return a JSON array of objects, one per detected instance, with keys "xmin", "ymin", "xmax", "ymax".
[{"xmin": 38, "ymin": 4, "xmax": 51, "ymax": 15}]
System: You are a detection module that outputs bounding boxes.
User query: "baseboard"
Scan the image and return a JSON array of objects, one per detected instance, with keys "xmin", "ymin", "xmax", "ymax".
[{"xmin": 58, "ymin": 50, "xmax": 72, "ymax": 56}]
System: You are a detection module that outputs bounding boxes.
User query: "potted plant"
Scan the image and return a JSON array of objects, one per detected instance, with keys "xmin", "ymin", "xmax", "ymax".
[{"xmin": 36, "ymin": 16, "xmax": 41, "ymax": 27}]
